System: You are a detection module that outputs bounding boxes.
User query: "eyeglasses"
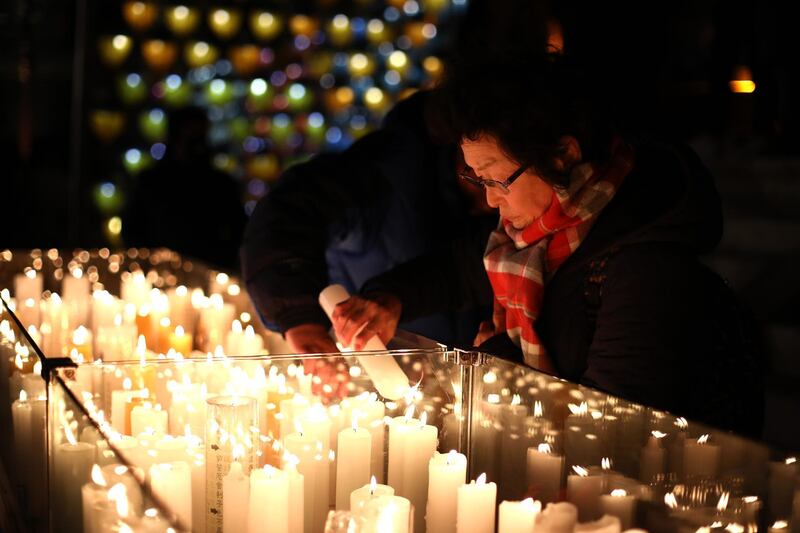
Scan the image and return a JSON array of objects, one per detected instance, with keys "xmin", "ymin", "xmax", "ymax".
[{"xmin": 458, "ymin": 163, "xmax": 529, "ymax": 194}]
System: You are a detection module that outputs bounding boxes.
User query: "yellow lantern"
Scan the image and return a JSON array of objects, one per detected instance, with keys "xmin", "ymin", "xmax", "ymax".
[
  {"xmin": 229, "ymin": 45, "xmax": 262, "ymax": 76},
  {"xmin": 386, "ymin": 50, "xmax": 409, "ymax": 76},
  {"xmin": 422, "ymin": 56, "xmax": 443, "ymax": 80},
  {"xmin": 141, "ymin": 40, "xmax": 178, "ymax": 72},
  {"xmin": 404, "ymin": 21, "xmax": 437, "ymax": 48},
  {"xmin": 185, "ymin": 41, "xmax": 219, "ymax": 69},
  {"xmin": 363, "ymin": 87, "xmax": 388, "ymax": 113},
  {"xmin": 366, "ymin": 19, "xmax": 391, "ymax": 45},
  {"xmin": 89, "ymin": 110, "xmax": 126, "ymax": 143},
  {"xmin": 250, "ymin": 11, "xmax": 283, "ymax": 41},
  {"xmin": 289, "ymin": 15, "xmax": 319, "ymax": 37},
  {"xmin": 164, "ymin": 5, "xmax": 200, "ymax": 37},
  {"xmin": 348, "ymin": 53, "xmax": 375, "ymax": 77},
  {"xmin": 98, "ymin": 34, "xmax": 133, "ymax": 67},
  {"xmin": 122, "ymin": 2, "xmax": 158, "ymax": 32},
  {"xmin": 208, "ymin": 8, "xmax": 242, "ymax": 40},
  {"xmin": 421, "ymin": 0, "xmax": 449, "ymax": 14},
  {"xmin": 326, "ymin": 14, "xmax": 352, "ymax": 47},
  {"xmin": 246, "ymin": 154, "xmax": 280, "ymax": 182},
  {"xmin": 325, "ymin": 87, "xmax": 354, "ymax": 113},
  {"xmin": 306, "ymin": 52, "xmax": 333, "ymax": 78}
]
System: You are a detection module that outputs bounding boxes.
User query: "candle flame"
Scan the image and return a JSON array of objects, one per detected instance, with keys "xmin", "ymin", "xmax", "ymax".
[
  {"xmin": 14, "ymin": 353, "xmax": 23, "ymax": 370},
  {"xmin": 534, "ymin": 400, "xmax": 543, "ymax": 418},
  {"xmin": 33, "ymin": 361, "xmax": 41, "ymax": 375},
  {"xmin": 521, "ymin": 498, "xmax": 541, "ymax": 513},
  {"xmin": 63, "ymin": 422, "xmax": 78, "ymax": 445},
  {"xmin": 123, "ymin": 377, "xmax": 132, "ymax": 390},
  {"xmin": 572, "ymin": 465, "xmax": 588, "ymax": 477},
  {"xmin": 742, "ymin": 496, "xmax": 758, "ymax": 504},
  {"xmin": 652, "ymin": 430, "xmax": 667, "ymax": 439},
  {"xmin": 717, "ymin": 491, "xmax": 730, "ymax": 512},
  {"xmin": 772, "ymin": 521, "xmax": 789, "ymax": 530},
  {"xmin": 92, "ymin": 464, "xmax": 107, "ymax": 486},
  {"xmin": 568, "ymin": 401, "xmax": 588, "ymax": 415},
  {"xmin": 174, "ymin": 325, "xmax": 185, "ymax": 337},
  {"xmin": 537, "ymin": 443, "xmax": 551, "ymax": 454},
  {"xmin": 136, "ymin": 335, "xmax": 147, "ymax": 364},
  {"xmin": 697, "ymin": 434, "xmax": 709, "ymax": 444},
  {"xmin": 675, "ymin": 417, "xmax": 688, "ymax": 429},
  {"xmin": 786, "ymin": 457, "xmax": 796, "ymax": 465},
  {"xmin": 114, "ymin": 465, "xmax": 129, "ymax": 475},
  {"xmin": 476, "ymin": 473, "xmax": 487, "ymax": 485},
  {"xmin": 231, "ymin": 319, "xmax": 242, "ymax": 334},
  {"xmin": 108, "ymin": 483, "xmax": 129, "ymax": 518},
  {"xmin": 119, "ymin": 523, "xmax": 133, "ymax": 533},
  {"xmin": 611, "ymin": 489, "xmax": 627, "ymax": 497},
  {"xmin": 233, "ymin": 443, "xmax": 245, "ymax": 461},
  {"xmin": 72, "ymin": 268, "xmax": 83, "ymax": 279},
  {"xmin": 602, "ymin": 457, "xmax": 612, "ymax": 470},
  {"xmin": 19, "ymin": 390, "xmax": 27, "ymax": 402},
  {"xmin": 351, "ymin": 415, "xmax": 359, "ymax": 432},
  {"xmin": 26, "ymin": 269, "xmax": 36, "ymax": 279},
  {"xmin": 370, "ymin": 475, "xmax": 377, "ymax": 494},
  {"xmin": 294, "ymin": 419, "xmax": 304, "ymax": 436},
  {"xmin": 159, "ymin": 316, "xmax": 170, "ymax": 328},
  {"xmin": 420, "ymin": 411, "xmax": 428, "ymax": 426},
  {"xmin": 511, "ymin": 394, "xmax": 521, "ymax": 406},
  {"xmin": 447, "ymin": 450, "xmax": 458, "ymax": 466},
  {"xmin": 665, "ymin": 492, "xmax": 678, "ymax": 509},
  {"xmin": 245, "ymin": 324, "xmax": 255, "ymax": 338},
  {"xmin": 404, "ymin": 404, "xmax": 415, "ymax": 421},
  {"xmin": 329, "ymin": 450, "xmax": 335, "ymax": 461}
]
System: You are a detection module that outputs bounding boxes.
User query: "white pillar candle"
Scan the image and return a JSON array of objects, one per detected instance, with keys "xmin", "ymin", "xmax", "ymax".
[
  {"xmin": 225, "ymin": 320, "xmax": 243, "ymax": 355},
  {"xmin": 567, "ymin": 465, "xmax": 603, "ymax": 522},
  {"xmin": 240, "ymin": 325, "xmax": 264, "ymax": 355},
  {"xmin": 526, "ymin": 443, "xmax": 564, "ymax": 504},
  {"xmin": 247, "ymin": 465, "xmax": 289, "ymax": 533},
  {"xmin": 768, "ymin": 458, "xmax": 797, "ymax": 521},
  {"xmin": 335, "ymin": 420, "xmax": 372, "ymax": 509},
  {"xmin": 279, "ymin": 394, "xmax": 310, "ymax": 439},
  {"xmin": 284, "ymin": 431, "xmax": 325, "ymax": 533},
  {"xmin": 150, "ymin": 461, "xmax": 193, "ymax": 531},
  {"xmin": 12, "ymin": 391, "xmax": 32, "ymax": 492},
  {"xmin": 167, "ymin": 286, "xmax": 192, "ymax": 329},
  {"xmin": 223, "ymin": 462, "xmax": 249, "ymax": 533},
  {"xmin": 498, "ymin": 498, "xmax": 540, "ymax": 533},
  {"xmin": 54, "ymin": 438, "xmax": 95, "ymax": 533},
  {"xmin": 189, "ymin": 452, "xmax": 206, "ymax": 533},
  {"xmin": 286, "ymin": 461, "xmax": 305, "ymax": 533},
  {"xmin": 638, "ymin": 432, "xmax": 666, "ymax": 484},
  {"xmin": 769, "ymin": 520, "xmax": 790, "ymax": 533},
  {"xmin": 81, "ymin": 465, "xmax": 110, "ymax": 533},
  {"xmin": 600, "ymin": 489, "xmax": 636, "ymax": 530},
  {"xmin": 535, "ymin": 501, "xmax": 578, "ymax": 533},
  {"xmin": 427, "ymin": 450, "xmax": 467, "ymax": 533},
  {"xmin": 121, "ymin": 271, "xmax": 152, "ymax": 309},
  {"xmin": 456, "ymin": 473, "xmax": 497, "ymax": 533},
  {"xmin": 319, "ymin": 285, "xmax": 410, "ymax": 400},
  {"xmin": 683, "ymin": 434, "xmax": 720, "ymax": 480},
  {"xmin": 351, "ymin": 476, "xmax": 395, "ymax": 513},
  {"xmin": 28, "ymin": 396, "xmax": 47, "ymax": 517},
  {"xmin": 130, "ymin": 402, "xmax": 168, "ymax": 436},
  {"xmin": 363, "ymin": 494, "xmax": 412, "ymax": 533},
  {"xmin": 14, "ymin": 269, "xmax": 42, "ymax": 305}
]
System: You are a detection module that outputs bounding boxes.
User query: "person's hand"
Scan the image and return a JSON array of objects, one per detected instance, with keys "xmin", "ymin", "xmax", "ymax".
[
  {"xmin": 285, "ymin": 323, "xmax": 339, "ymax": 354},
  {"xmin": 331, "ymin": 292, "xmax": 402, "ymax": 350},
  {"xmin": 473, "ymin": 320, "xmax": 497, "ymax": 346}
]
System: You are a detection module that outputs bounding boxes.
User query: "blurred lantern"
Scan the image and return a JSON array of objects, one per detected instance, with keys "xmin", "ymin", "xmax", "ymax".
[
  {"xmin": 348, "ymin": 53, "xmax": 375, "ymax": 77},
  {"xmin": 141, "ymin": 40, "xmax": 178, "ymax": 72},
  {"xmin": 104, "ymin": 216, "xmax": 124, "ymax": 246},
  {"xmin": 404, "ymin": 22, "xmax": 436, "ymax": 47},
  {"xmin": 185, "ymin": 41, "xmax": 219, "ymax": 68},
  {"xmin": 122, "ymin": 148, "xmax": 152, "ymax": 175},
  {"xmin": 422, "ymin": 56, "xmax": 443, "ymax": 81},
  {"xmin": 98, "ymin": 35, "xmax": 133, "ymax": 67},
  {"xmin": 289, "ymin": 15, "xmax": 319, "ymax": 38},
  {"xmin": 730, "ymin": 65, "xmax": 756, "ymax": 94},
  {"xmin": 386, "ymin": 50, "xmax": 409, "ymax": 76},
  {"xmin": 269, "ymin": 113, "xmax": 295, "ymax": 145},
  {"xmin": 229, "ymin": 117, "xmax": 250, "ymax": 143},
  {"xmin": 398, "ymin": 87, "xmax": 418, "ymax": 102},
  {"xmin": 205, "ymin": 78, "xmax": 234, "ymax": 106},
  {"xmin": 122, "ymin": 2, "xmax": 158, "ymax": 32},
  {"xmin": 117, "ymin": 73, "xmax": 147, "ymax": 105},
  {"xmin": 93, "ymin": 182, "xmax": 125, "ymax": 215},
  {"xmin": 229, "ymin": 45, "xmax": 262, "ymax": 76},
  {"xmin": 247, "ymin": 78, "xmax": 273, "ymax": 111},
  {"xmin": 363, "ymin": 87, "xmax": 388, "ymax": 112},
  {"xmin": 213, "ymin": 153, "xmax": 237, "ymax": 174},
  {"xmin": 245, "ymin": 153, "xmax": 280, "ymax": 181},
  {"xmin": 348, "ymin": 114, "xmax": 370, "ymax": 140},
  {"xmin": 303, "ymin": 112, "xmax": 326, "ymax": 145},
  {"xmin": 89, "ymin": 110, "xmax": 126, "ymax": 143},
  {"xmin": 208, "ymin": 8, "xmax": 242, "ymax": 40},
  {"xmin": 386, "ymin": 0, "xmax": 405, "ymax": 8},
  {"xmin": 327, "ymin": 14, "xmax": 353, "ymax": 47},
  {"xmin": 139, "ymin": 108, "xmax": 168, "ymax": 141},
  {"xmin": 306, "ymin": 52, "xmax": 333, "ymax": 78},
  {"xmin": 421, "ymin": 0, "xmax": 449, "ymax": 14},
  {"xmin": 165, "ymin": 5, "xmax": 200, "ymax": 36},
  {"xmin": 546, "ymin": 19, "xmax": 564, "ymax": 54},
  {"xmin": 286, "ymin": 83, "xmax": 313, "ymax": 112},
  {"xmin": 325, "ymin": 86, "xmax": 354, "ymax": 113},
  {"xmin": 366, "ymin": 19, "xmax": 391, "ymax": 45},
  {"xmin": 250, "ymin": 11, "xmax": 283, "ymax": 41},
  {"xmin": 162, "ymin": 74, "xmax": 192, "ymax": 107}
]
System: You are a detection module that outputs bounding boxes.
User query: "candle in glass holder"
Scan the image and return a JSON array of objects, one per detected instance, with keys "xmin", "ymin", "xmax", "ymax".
[
  {"xmin": 639, "ymin": 431, "xmax": 666, "ymax": 484},
  {"xmin": 223, "ymin": 459, "xmax": 249, "ymax": 533},
  {"xmin": 498, "ymin": 498, "xmax": 540, "ymax": 533},
  {"xmin": 12, "ymin": 390, "xmax": 32, "ymax": 492},
  {"xmin": 81, "ymin": 464, "xmax": 110, "ymax": 533},
  {"xmin": 427, "ymin": 450, "xmax": 467, "ymax": 533},
  {"xmin": 526, "ymin": 443, "xmax": 564, "ymax": 504},
  {"xmin": 168, "ymin": 325, "xmax": 193, "ymax": 356},
  {"xmin": 150, "ymin": 461, "xmax": 193, "ymax": 530},
  {"xmin": 286, "ymin": 459, "xmax": 305, "ymax": 533},
  {"xmin": 456, "ymin": 473, "xmax": 497, "ymax": 533},
  {"xmin": 130, "ymin": 402, "xmax": 168, "ymax": 436},
  {"xmin": 335, "ymin": 418, "xmax": 371, "ymax": 509},
  {"xmin": 54, "ymin": 427, "xmax": 95, "ymax": 533},
  {"xmin": 600, "ymin": 489, "xmax": 636, "ymax": 530},
  {"xmin": 683, "ymin": 434, "xmax": 720, "ymax": 480},
  {"xmin": 283, "ymin": 422, "xmax": 328, "ymax": 533},
  {"xmin": 351, "ymin": 475, "xmax": 395, "ymax": 513},
  {"xmin": 567, "ymin": 465, "xmax": 603, "ymax": 522},
  {"xmin": 248, "ymin": 465, "xmax": 289, "ymax": 533}
]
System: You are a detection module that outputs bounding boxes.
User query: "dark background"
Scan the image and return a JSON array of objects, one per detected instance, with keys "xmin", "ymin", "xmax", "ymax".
[{"xmin": 2, "ymin": 0, "xmax": 799, "ymax": 449}]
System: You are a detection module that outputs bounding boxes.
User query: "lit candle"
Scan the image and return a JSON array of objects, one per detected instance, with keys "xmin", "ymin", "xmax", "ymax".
[
  {"xmin": 11, "ymin": 390, "xmax": 32, "ymax": 493},
  {"xmin": 363, "ymin": 494, "xmax": 412, "ymax": 533},
  {"xmin": 567, "ymin": 465, "xmax": 603, "ymax": 522},
  {"xmin": 639, "ymin": 431, "xmax": 666, "ymax": 484},
  {"xmin": 769, "ymin": 520, "xmax": 790, "ymax": 533},
  {"xmin": 283, "ymin": 422, "xmax": 328, "ymax": 533},
  {"xmin": 13, "ymin": 268, "xmax": 42, "ymax": 309},
  {"xmin": 63, "ymin": 267, "xmax": 91, "ymax": 326},
  {"xmin": 351, "ymin": 475, "xmax": 395, "ymax": 513},
  {"xmin": 54, "ymin": 426, "xmax": 95, "ymax": 533},
  {"xmin": 225, "ymin": 319, "xmax": 244, "ymax": 355},
  {"xmin": 150, "ymin": 461, "xmax": 193, "ymax": 530},
  {"xmin": 130, "ymin": 402, "xmax": 168, "ymax": 436},
  {"xmin": 335, "ymin": 417, "xmax": 371, "ymax": 509},
  {"xmin": 81, "ymin": 464, "xmax": 110, "ymax": 533},
  {"xmin": 427, "ymin": 450, "xmax": 467, "ymax": 533},
  {"xmin": 498, "ymin": 498, "xmax": 540, "ymax": 533},
  {"xmin": 286, "ymin": 459, "xmax": 305, "ymax": 533},
  {"xmin": 768, "ymin": 457, "xmax": 797, "ymax": 521},
  {"xmin": 167, "ymin": 285, "xmax": 192, "ymax": 329},
  {"xmin": 526, "ymin": 443, "xmax": 564, "ymax": 504},
  {"xmin": 68, "ymin": 325, "xmax": 94, "ymax": 362},
  {"xmin": 600, "ymin": 489, "xmax": 636, "ymax": 530},
  {"xmin": 223, "ymin": 457, "xmax": 249, "ymax": 533},
  {"xmin": 247, "ymin": 465, "xmax": 289, "ymax": 533},
  {"xmin": 683, "ymin": 434, "xmax": 720, "ymax": 480},
  {"xmin": 456, "ymin": 473, "xmax": 497, "ymax": 533}
]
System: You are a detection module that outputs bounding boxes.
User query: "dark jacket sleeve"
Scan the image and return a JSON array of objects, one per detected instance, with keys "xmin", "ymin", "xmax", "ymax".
[
  {"xmin": 360, "ymin": 215, "xmax": 496, "ymax": 321},
  {"xmin": 579, "ymin": 243, "xmax": 708, "ymax": 414}
]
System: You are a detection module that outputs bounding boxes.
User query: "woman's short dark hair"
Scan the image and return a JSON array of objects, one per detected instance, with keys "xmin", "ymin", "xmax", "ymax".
[{"xmin": 427, "ymin": 53, "xmax": 618, "ymax": 189}]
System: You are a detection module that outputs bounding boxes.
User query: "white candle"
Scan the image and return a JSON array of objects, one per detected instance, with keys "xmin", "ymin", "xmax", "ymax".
[
  {"xmin": 427, "ymin": 450, "xmax": 467, "ymax": 533},
  {"xmin": 247, "ymin": 465, "xmax": 289, "ymax": 533},
  {"xmin": 768, "ymin": 458, "xmax": 797, "ymax": 521},
  {"xmin": 130, "ymin": 402, "xmax": 168, "ymax": 436},
  {"xmin": 223, "ymin": 461, "xmax": 249, "ymax": 533},
  {"xmin": 526, "ymin": 443, "xmax": 564, "ymax": 504},
  {"xmin": 286, "ymin": 461, "xmax": 305, "ymax": 533},
  {"xmin": 769, "ymin": 520, "xmax": 790, "ymax": 533},
  {"xmin": 456, "ymin": 473, "xmax": 497, "ymax": 533},
  {"xmin": 12, "ymin": 391, "xmax": 32, "ymax": 493},
  {"xmin": 54, "ymin": 437, "xmax": 95, "ymax": 533},
  {"xmin": 567, "ymin": 465, "xmax": 603, "ymax": 522},
  {"xmin": 351, "ymin": 475, "xmax": 395, "ymax": 513},
  {"xmin": 150, "ymin": 461, "xmax": 192, "ymax": 530},
  {"xmin": 14, "ymin": 269, "xmax": 42, "ymax": 306},
  {"xmin": 498, "ymin": 498, "xmax": 540, "ymax": 533},
  {"xmin": 167, "ymin": 285, "xmax": 192, "ymax": 329},
  {"xmin": 683, "ymin": 434, "xmax": 720, "ymax": 480},
  {"xmin": 600, "ymin": 489, "xmax": 636, "ymax": 530},
  {"xmin": 363, "ymin": 494, "xmax": 412, "ymax": 533},
  {"xmin": 535, "ymin": 501, "xmax": 578, "ymax": 533},
  {"xmin": 63, "ymin": 268, "xmax": 91, "ymax": 326},
  {"xmin": 81, "ymin": 465, "xmax": 110, "ymax": 533},
  {"xmin": 638, "ymin": 432, "xmax": 666, "ymax": 484},
  {"xmin": 335, "ymin": 419, "xmax": 372, "ymax": 509},
  {"xmin": 283, "ymin": 430, "xmax": 325, "ymax": 533},
  {"xmin": 319, "ymin": 284, "xmax": 410, "ymax": 400}
]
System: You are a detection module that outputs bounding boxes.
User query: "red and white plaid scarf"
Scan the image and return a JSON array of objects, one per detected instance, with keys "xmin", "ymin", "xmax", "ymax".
[{"xmin": 483, "ymin": 143, "xmax": 634, "ymax": 368}]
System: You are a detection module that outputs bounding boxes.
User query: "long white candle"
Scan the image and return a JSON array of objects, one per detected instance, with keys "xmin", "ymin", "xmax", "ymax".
[
  {"xmin": 335, "ymin": 420, "xmax": 371, "ymax": 509},
  {"xmin": 566, "ymin": 465, "xmax": 603, "ymax": 522},
  {"xmin": 286, "ymin": 461, "xmax": 305, "ymax": 533},
  {"xmin": 498, "ymin": 498, "xmax": 540, "ymax": 533},
  {"xmin": 223, "ymin": 461, "xmax": 249, "ymax": 533},
  {"xmin": 427, "ymin": 450, "xmax": 467, "ymax": 533},
  {"xmin": 11, "ymin": 391, "xmax": 32, "ymax": 493},
  {"xmin": 526, "ymin": 443, "xmax": 564, "ymax": 504},
  {"xmin": 248, "ymin": 465, "xmax": 289, "ymax": 533},
  {"xmin": 150, "ymin": 461, "xmax": 193, "ymax": 530},
  {"xmin": 363, "ymin": 494, "xmax": 412, "ymax": 533},
  {"xmin": 283, "ymin": 430, "xmax": 324, "ymax": 533},
  {"xmin": 639, "ymin": 432, "xmax": 666, "ymax": 484},
  {"xmin": 81, "ymin": 465, "xmax": 110, "ymax": 533},
  {"xmin": 600, "ymin": 489, "xmax": 636, "ymax": 530},
  {"xmin": 54, "ymin": 438, "xmax": 95, "ymax": 533},
  {"xmin": 456, "ymin": 473, "xmax": 497, "ymax": 533},
  {"xmin": 351, "ymin": 476, "xmax": 395, "ymax": 513},
  {"xmin": 683, "ymin": 434, "xmax": 720, "ymax": 480}
]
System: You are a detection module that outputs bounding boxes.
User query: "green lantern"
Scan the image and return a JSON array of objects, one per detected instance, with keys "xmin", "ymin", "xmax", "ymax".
[
  {"xmin": 163, "ymin": 74, "xmax": 192, "ymax": 107},
  {"xmin": 205, "ymin": 79, "xmax": 234, "ymax": 106},
  {"xmin": 269, "ymin": 114, "xmax": 294, "ymax": 145},
  {"xmin": 247, "ymin": 78, "xmax": 273, "ymax": 111},
  {"xmin": 139, "ymin": 108, "xmax": 168, "ymax": 142},
  {"xmin": 117, "ymin": 73, "xmax": 147, "ymax": 106},
  {"xmin": 286, "ymin": 83, "xmax": 313, "ymax": 112},
  {"xmin": 122, "ymin": 148, "xmax": 153, "ymax": 175},
  {"xmin": 229, "ymin": 117, "xmax": 250, "ymax": 144},
  {"xmin": 93, "ymin": 181, "xmax": 125, "ymax": 215}
]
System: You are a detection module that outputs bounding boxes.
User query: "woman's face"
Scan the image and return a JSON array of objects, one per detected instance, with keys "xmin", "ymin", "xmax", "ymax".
[{"xmin": 461, "ymin": 134, "xmax": 554, "ymax": 230}]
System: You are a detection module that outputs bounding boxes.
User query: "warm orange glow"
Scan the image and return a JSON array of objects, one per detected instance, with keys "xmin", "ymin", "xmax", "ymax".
[{"xmin": 730, "ymin": 66, "xmax": 756, "ymax": 93}]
